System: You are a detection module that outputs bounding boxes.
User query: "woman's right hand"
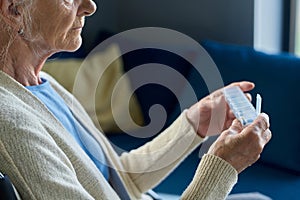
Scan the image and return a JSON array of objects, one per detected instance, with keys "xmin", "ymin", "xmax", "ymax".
[{"xmin": 207, "ymin": 113, "xmax": 272, "ymax": 173}]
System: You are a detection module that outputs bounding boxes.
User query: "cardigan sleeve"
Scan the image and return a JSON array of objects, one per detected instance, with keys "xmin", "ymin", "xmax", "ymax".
[
  {"xmin": 120, "ymin": 110, "xmax": 206, "ymax": 193},
  {"xmin": 181, "ymin": 154, "xmax": 238, "ymax": 200},
  {"xmin": 120, "ymin": 110, "xmax": 237, "ymax": 199}
]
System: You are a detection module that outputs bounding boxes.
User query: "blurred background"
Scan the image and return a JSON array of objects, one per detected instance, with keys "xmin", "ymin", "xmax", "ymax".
[{"xmin": 82, "ymin": 0, "xmax": 298, "ymax": 55}]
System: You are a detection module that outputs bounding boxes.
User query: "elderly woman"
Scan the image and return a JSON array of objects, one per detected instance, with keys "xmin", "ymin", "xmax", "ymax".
[{"xmin": 0, "ymin": 0, "xmax": 272, "ymax": 199}]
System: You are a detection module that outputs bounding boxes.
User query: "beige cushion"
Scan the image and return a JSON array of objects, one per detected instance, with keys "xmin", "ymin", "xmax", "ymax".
[{"xmin": 43, "ymin": 44, "xmax": 144, "ymax": 133}]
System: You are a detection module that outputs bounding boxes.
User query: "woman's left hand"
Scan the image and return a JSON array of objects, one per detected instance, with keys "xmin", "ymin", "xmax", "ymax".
[{"xmin": 186, "ymin": 81, "xmax": 255, "ymax": 138}]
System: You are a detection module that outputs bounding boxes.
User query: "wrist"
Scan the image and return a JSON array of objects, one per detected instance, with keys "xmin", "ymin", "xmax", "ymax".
[{"xmin": 186, "ymin": 109, "xmax": 206, "ymax": 138}]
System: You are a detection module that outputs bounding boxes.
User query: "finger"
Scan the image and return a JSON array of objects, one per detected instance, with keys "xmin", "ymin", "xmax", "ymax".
[
  {"xmin": 245, "ymin": 93, "xmax": 252, "ymax": 102},
  {"xmin": 254, "ymin": 113, "xmax": 270, "ymax": 132},
  {"xmin": 224, "ymin": 110, "xmax": 235, "ymax": 129},
  {"xmin": 210, "ymin": 81, "xmax": 254, "ymax": 99},
  {"xmin": 262, "ymin": 129, "xmax": 272, "ymax": 143},
  {"xmin": 227, "ymin": 109, "xmax": 235, "ymax": 119},
  {"xmin": 229, "ymin": 119, "xmax": 243, "ymax": 133},
  {"xmin": 228, "ymin": 81, "xmax": 255, "ymax": 92},
  {"xmin": 210, "ymin": 87, "xmax": 226, "ymax": 98},
  {"xmin": 240, "ymin": 113, "xmax": 270, "ymax": 141}
]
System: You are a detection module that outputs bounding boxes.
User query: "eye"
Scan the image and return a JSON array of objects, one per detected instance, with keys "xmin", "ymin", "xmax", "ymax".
[
  {"xmin": 64, "ymin": 0, "xmax": 73, "ymax": 5},
  {"xmin": 63, "ymin": 0, "xmax": 74, "ymax": 8}
]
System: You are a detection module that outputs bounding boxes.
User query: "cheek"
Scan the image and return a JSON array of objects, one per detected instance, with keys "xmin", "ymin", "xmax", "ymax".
[
  {"xmin": 54, "ymin": 11, "xmax": 77, "ymax": 36},
  {"xmin": 54, "ymin": 23, "xmax": 83, "ymax": 51},
  {"xmin": 45, "ymin": 15, "xmax": 76, "ymax": 48},
  {"xmin": 30, "ymin": 3, "xmax": 79, "ymax": 51}
]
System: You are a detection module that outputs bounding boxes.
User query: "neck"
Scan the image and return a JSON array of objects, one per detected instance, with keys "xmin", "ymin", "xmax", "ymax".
[{"xmin": 1, "ymin": 36, "xmax": 53, "ymax": 86}]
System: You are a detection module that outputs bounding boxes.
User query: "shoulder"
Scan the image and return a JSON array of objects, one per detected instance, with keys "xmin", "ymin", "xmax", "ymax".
[
  {"xmin": 0, "ymin": 84, "xmax": 50, "ymax": 144},
  {"xmin": 0, "ymin": 91, "xmax": 38, "ymax": 141},
  {"xmin": 0, "ymin": 86, "xmax": 29, "ymax": 122}
]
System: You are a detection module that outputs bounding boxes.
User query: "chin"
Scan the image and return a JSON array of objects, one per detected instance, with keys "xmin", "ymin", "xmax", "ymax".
[
  {"xmin": 71, "ymin": 44, "xmax": 82, "ymax": 52},
  {"xmin": 70, "ymin": 40, "xmax": 83, "ymax": 52},
  {"xmin": 61, "ymin": 37, "xmax": 83, "ymax": 52}
]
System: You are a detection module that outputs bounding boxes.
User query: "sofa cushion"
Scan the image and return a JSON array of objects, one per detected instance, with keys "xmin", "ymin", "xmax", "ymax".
[
  {"xmin": 230, "ymin": 162, "xmax": 300, "ymax": 200},
  {"xmin": 201, "ymin": 40, "xmax": 300, "ymax": 174},
  {"xmin": 43, "ymin": 44, "xmax": 144, "ymax": 134}
]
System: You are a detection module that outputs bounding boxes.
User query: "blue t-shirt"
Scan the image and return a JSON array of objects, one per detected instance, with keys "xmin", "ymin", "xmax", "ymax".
[{"xmin": 26, "ymin": 79, "xmax": 109, "ymax": 180}]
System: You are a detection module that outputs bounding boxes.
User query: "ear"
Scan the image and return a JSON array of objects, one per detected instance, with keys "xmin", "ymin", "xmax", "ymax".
[{"xmin": 0, "ymin": 0, "xmax": 22, "ymax": 28}]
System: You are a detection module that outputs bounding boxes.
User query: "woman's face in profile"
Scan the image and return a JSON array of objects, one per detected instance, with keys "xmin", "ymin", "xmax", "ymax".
[{"xmin": 29, "ymin": 0, "xmax": 96, "ymax": 54}]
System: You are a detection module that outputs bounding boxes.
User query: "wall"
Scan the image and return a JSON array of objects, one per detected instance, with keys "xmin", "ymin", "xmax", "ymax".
[
  {"xmin": 82, "ymin": 0, "xmax": 254, "ymax": 49},
  {"xmin": 117, "ymin": 0, "xmax": 254, "ymax": 46},
  {"xmin": 82, "ymin": 0, "xmax": 118, "ymax": 49}
]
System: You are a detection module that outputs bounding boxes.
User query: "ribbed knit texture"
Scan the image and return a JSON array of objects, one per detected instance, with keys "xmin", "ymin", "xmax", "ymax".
[{"xmin": 181, "ymin": 154, "xmax": 238, "ymax": 200}]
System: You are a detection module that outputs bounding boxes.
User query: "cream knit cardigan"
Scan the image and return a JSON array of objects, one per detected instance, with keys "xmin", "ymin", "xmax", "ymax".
[{"xmin": 0, "ymin": 70, "xmax": 237, "ymax": 200}]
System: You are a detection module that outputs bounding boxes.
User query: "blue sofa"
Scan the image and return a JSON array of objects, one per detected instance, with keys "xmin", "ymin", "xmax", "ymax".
[
  {"xmin": 110, "ymin": 39, "xmax": 300, "ymax": 199},
  {"xmin": 200, "ymin": 40, "xmax": 300, "ymax": 200},
  {"xmin": 51, "ymin": 35, "xmax": 300, "ymax": 199}
]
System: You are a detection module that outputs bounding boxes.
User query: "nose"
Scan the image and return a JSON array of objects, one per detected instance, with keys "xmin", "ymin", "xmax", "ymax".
[{"xmin": 77, "ymin": 0, "xmax": 97, "ymax": 17}]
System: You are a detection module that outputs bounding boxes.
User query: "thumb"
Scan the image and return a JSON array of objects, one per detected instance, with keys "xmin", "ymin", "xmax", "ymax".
[{"xmin": 229, "ymin": 119, "xmax": 243, "ymax": 134}]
